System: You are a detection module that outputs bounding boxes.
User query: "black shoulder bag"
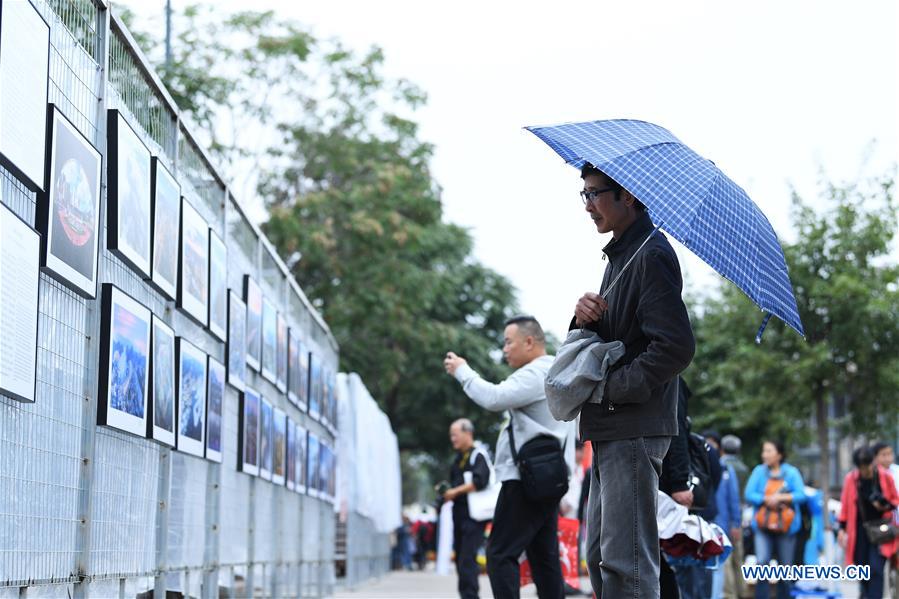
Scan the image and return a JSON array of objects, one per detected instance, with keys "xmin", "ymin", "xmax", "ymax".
[{"xmin": 508, "ymin": 412, "xmax": 569, "ymax": 503}]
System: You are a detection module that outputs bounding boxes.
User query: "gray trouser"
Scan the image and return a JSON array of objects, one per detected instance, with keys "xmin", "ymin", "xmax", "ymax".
[{"xmin": 586, "ymin": 436, "xmax": 671, "ymax": 599}]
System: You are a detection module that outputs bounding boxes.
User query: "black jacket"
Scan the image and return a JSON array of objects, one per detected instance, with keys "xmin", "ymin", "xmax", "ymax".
[
  {"xmin": 660, "ymin": 378, "xmax": 691, "ymax": 495},
  {"xmin": 571, "ymin": 212, "xmax": 695, "ymax": 441}
]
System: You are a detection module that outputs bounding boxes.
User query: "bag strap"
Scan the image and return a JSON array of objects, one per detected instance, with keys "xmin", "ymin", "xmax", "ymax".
[{"xmin": 507, "ymin": 411, "xmax": 519, "ymax": 463}]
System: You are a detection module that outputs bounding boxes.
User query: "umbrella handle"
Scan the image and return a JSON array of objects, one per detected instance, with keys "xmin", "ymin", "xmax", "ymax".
[{"xmin": 600, "ymin": 223, "xmax": 663, "ymax": 300}]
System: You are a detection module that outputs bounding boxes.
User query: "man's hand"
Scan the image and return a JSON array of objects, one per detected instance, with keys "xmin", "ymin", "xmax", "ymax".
[
  {"xmin": 837, "ymin": 529, "xmax": 847, "ymax": 549},
  {"xmin": 574, "ymin": 292, "xmax": 608, "ymax": 327},
  {"xmin": 671, "ymin": 489, "xmax": 694, "ymax": 507},
  {"xmin": 444, "ymin": 351, "xmax": 467, "ymax": 376},
  {"xmin": 443, "ymin": 487, "xmax": 461, "ymax": 502}
]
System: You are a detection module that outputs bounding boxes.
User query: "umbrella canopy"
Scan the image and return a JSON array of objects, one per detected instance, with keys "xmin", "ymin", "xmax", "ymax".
[{"xmin": 525, "ymin": 119, "xmax": 804, "ymax": 340}]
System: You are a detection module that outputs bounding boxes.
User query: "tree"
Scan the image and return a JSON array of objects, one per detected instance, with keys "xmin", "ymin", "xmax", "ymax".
[
  {"xmin": 122, "ymin": 7, "xmax": 521, "ymax": 488},
  {"xmin": 688, "ymin": 171, "xmax": 899, "ymax": 500}
]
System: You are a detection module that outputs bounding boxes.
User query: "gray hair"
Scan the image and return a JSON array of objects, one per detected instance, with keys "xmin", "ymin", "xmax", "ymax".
[{"xmin": 452, "ymin": 418, "xmax": 474, "ymax": 434}]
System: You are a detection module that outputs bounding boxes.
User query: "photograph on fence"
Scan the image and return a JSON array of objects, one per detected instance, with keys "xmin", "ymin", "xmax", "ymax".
[
  {"xmin": 261, "ymin": 297, "xmax": 277, "ymax": 384},
  {"xmin": 307, "ymin": 432, "xmax": 320, "ymax": 498},
  {"xmin": 296, "ymin": 425, "xmax": 307, "ymax": 494},
  {"xmin": 0, "ymin": 203, "xmax": 40, "ymax": 403},
  {"xmin": 286, "ymin": 419, "xmax": 297, "ymax": 491},
  {"xmin": 297, "ymin": 337, "xmax": 309, "ymax": 412},
  {"xmin": 238, "ymin": 387, "xmax": 260, "ymax": 476},
  {"xmin": 259, "ymin": 396, "xmax": 273, "ymax": 480},
  {"xmin": 320, "ymin": 366, "xmax": 330, "ymax": 427},
  {"xmin": 227, "ymin": 290, "xmax": 247, "ymax": 391},
  {"xmin": 308, "ymin": 353, "xmax": 321, "ymax": 421},
  {"xmin": 206, "ymin": 356, "xmax": 225, "ymax": 463},
  {"xmin": 328, "ymin": 371, "xmax": 339, "ymax": 431},
  {"xmin": 176, "ymin": 337, "xmax": 207, "ymax": 458},
  {"xmin": 208, "ymin": 230, "xmax": 227, "ymax": 341},
  {"xmin": 148, "ymin": 316, "xmax": 176, "ymax": 447},
  {"xmin": 318, "ymin": 442, "xmax": 330, "ymax": 499},
  {"xmin": 98, "ymin": 284, "xmax": 151, "ymax": 437},
  {"xmin": 243, "ymin": 275, "xmax": 262, "ymax": 371},
  {"xmin": 149, "ymin": 157, "xmax": 180, "ymax": 299},
  {"xmin": 107, "ymin": 109, "xmax": 152, "ymax": 278},
  {"xmin": 0, "ymin": 0, "xmax": 49, "ymax": 192},
  {"xmin": 276, "ymin": 312, "xmax": 287, "ymax": 393},
  {"xmin": 37, "ymin": 105, "xmax": 102, "ymax": 298},
  {"xmin": 272, "ymin": 407, "xmax": 286, "ymax": 485},
  {"xmin": 287, "ymin": 328, "xmax": 300, "ymax": 406},
  {"xmin": 178, "ymin": 198, "xmax": 209, "ymax": 325}
]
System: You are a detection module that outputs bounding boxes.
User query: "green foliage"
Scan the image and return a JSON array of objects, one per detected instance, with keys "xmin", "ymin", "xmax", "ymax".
[
  {"xmin": 688, "ymin": 172, "xmax": 899, "ymax": 467},
  {"xmin": 125, "ymin": 5, "xmax": 520, "ymax": 469}
]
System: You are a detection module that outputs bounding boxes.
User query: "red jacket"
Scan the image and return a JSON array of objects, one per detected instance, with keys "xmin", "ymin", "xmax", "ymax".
[{"xmin": 838, "ymin": 466, "xmax": 899, "ymax": 564}]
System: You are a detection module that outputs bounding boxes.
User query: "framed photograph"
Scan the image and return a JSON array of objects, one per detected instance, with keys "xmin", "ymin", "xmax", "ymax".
[
  {"xmin": 107, "ymin": 109, "xmax": 151, "ymax": 277},
  {"xmin": 329, "ymin": 371, "xmax": 339, "ymax": 431},
  {"xmin": 206, "ymin": 356, "xmax": 225, "ymax": 463},
  {"xmin": 287, "ymin": 329, "xmax": 300, "ymax": 406},
  {"xmin": 329, "ymin": 445, "xmax": 337, "ymax": 499},
  {"xmin": 176, "ymin": 337, "xmax": 207, "ymax": 458},
  {"xmin": 296, "ymin": 425, "xmax": 307, "ymax": 494},
  {"xmin": 207, "ymin": 230, "xmax": 227, "ymax": 341},
  {"xmin": 286, "ymin": 420, "xmax": 297, "ymax": 491},
  {"xmin": 178, "ymin": 198, "xmax": 208, "ymax": 325},
  {"xmin": 226, "ymin": 290, "xmax": 247, "ymax": 391},
  {"xmin": 272, "ymin": 407, "xmax": 286, "ymax": 485},
  {"xmin": 36, "ymin": 105, "xmax": 102, "ymax": 298},
  {"xmin": 261, "ymin": 297, "xmax": 277, "ymax": 384},
  {"xmin": 318, "ymin": 442, "xmax": 329, "ymax": 497},
  {"xmin": 238, "ymin": 388, "xmax": 260, "ymax": 476},
  {"xmin": 307, "ymin": 433, "xmax": 320, "ymax": 498},
  {"xmin": 0, "ymin": 0, "xmax": 50, "ymax": 192},
  {"xmin": 243, "ymin": 275, "xmax": 262, "ymax": 371},
  {"xmin": 147, "ymin": 316, "xmax": 176, "ymax": 446},
  {"xmin": 275, "ymin": 312, "xmax": 287, "ymax": 393},
  {"xmin": 0, "ymin": 203, "xmax": 40, "ymax": 403},
  {"xmin": 149, "ymin": 157, "xmax": 180, "ymax": 299},
  {"xmin": 320, "ymin": 366, "xmax": 330, "ymax": 426},
  {"xmin": 259, "ymin": 397, "xmax": 273, "ymax": 480},
  {"xmin": 308, "ymin": 353, "xmax": 321, "ymax": 421},
  {"xmin": 97, "ymin": 284, "xmax": 151, "ymax": 437}
]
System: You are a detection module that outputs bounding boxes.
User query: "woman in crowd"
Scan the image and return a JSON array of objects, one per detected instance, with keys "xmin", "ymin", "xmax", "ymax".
[
  {"xmin": 744, "ymin": 440, "xmax": 806, "ymax": 599},
  {"xmin": 837, "ymin": 446, "xmax": 899, "ymax": 599}
]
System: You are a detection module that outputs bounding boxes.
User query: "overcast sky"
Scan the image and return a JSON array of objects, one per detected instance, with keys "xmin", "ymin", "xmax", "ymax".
[{"xmin": 119, "ymin": 0, "xmax": 897, "ymax": 341}]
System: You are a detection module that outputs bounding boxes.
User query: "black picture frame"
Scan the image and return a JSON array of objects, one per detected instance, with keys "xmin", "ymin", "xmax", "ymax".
[
  {"xmin": 275, "ymin": 312, "xmax": 287, "ymax": 393},
  {"xmin": 36, "ymin": 105, "xmax": 102, "ymax": 298},
  {"xmin": 0, "ymin": 0, "xmax": 50, "ymax": 192},
  {"xmin": 178, "ymin": 197, "xmax": 209, "ymax": 326},
  {"xmin": 0, "ymin": 202, "xmax": 41, "ymax": 403},
  {"xmin": 205, "ymin": 356, "xmax": 225, "ymax": 463},
  {"xmin": 261, "ymin": 297, "xmax": 277, "ymax": 384},
  {"xmin": 238, "ymin": 387, "xmax": 260, "ymax": 476},
  {"xmin": 107, "ymin": 109, "xmax": 152, "ymax": 278},
  {"xmin": 208, "ymin": 229, "xmax": 227, "ymax": 341},
  {"xmin": 272, "ymin": 407, "xmax": 286, "ymax": 485},
  {"xmin": 226, "ymin": 290, "xmax": 247, "ymax": 391},
  {"xmin": 97, "ymin": 284, "xmax": 151, "ymax": 437},
  {"xmin": 149, "ymin": 157, "xmax": 180, "ymax": 300},
  {"xmin": 259, "ymin": 396, "xmax": 273, "ymax": 481},
  {"xmin": 176, "ymin": 337, "xmax": 207, "ymax": 458},
  {"xmin": 243, "ymin": 275, "xmax": 262, "ymax": 372},
  {"xmin": 148, "ymin": 315, "xmax": 176, "ymax": 447}
]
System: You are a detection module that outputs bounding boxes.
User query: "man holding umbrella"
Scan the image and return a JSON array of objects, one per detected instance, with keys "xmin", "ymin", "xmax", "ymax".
[{"xmin": 571, "ymin": 163, "xmax": 695, "ymax": 598}]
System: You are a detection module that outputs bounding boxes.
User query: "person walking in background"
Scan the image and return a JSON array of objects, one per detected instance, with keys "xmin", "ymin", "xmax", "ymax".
[
  {"xmin": 837, "ymin": 446, "xmax": 899, "ymax": 599},
  {"xmin": 442, "ymin": 418, "xmax": 492, "ymax": 599},
  {"xmin": 744, "ymin": 440, "xmax": 806, "ymax": 599},
  {"xmin": 719, "ymin": 434, "xmax": 751, "ymax": 598},
  {"xmin": 445, "ymin": 315, "xmax": 576, "ymax": 599},
  {"xmin": 704, "ymin": 430, "xmax": 741, "ymax": 599},
  {"xmin": 572, "ymin": 164, "xmax": 695, "ymax": 598}
]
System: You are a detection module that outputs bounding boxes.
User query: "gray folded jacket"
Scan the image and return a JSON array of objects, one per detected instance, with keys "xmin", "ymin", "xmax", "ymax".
[{"xmin": 544, "ymin": 329, "xmax": 625, "ymax": 422}]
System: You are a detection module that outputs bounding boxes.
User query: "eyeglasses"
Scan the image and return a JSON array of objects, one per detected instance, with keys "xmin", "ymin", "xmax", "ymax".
[{"xmin": 579, "ymin": 187, "xmax": 616, "ymax": 206}]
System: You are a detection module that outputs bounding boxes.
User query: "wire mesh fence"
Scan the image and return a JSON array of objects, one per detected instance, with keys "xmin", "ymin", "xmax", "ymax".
[{"xmin": 0, "ymin": 1, "xmax": 388, "ymax": 597}]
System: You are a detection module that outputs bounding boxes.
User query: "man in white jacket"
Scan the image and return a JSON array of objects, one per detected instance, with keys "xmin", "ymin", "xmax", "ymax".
[{"xmin": 445, "ymin": 315, "xmax": 576, "ymax": 599}]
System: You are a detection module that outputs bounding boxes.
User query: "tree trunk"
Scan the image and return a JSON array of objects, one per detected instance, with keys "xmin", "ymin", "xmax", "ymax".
[{"xmin": 815, "ymin": 391, "xmax": 831, "ymax": 527}]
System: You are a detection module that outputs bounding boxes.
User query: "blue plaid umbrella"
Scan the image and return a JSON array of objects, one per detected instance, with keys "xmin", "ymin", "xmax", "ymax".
[{"xmin": 525, "ymin": 119, "xmax": 804, "ymax": 341}]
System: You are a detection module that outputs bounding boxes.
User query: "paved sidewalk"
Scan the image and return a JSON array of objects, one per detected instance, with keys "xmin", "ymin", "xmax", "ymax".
[
  {"xmin": 334, "ymin": 570, "xmax": 592, "ymax": 598},
  {"xmin": 334, "ymin": 570, "xmax": 874, "ymax": 598}
]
